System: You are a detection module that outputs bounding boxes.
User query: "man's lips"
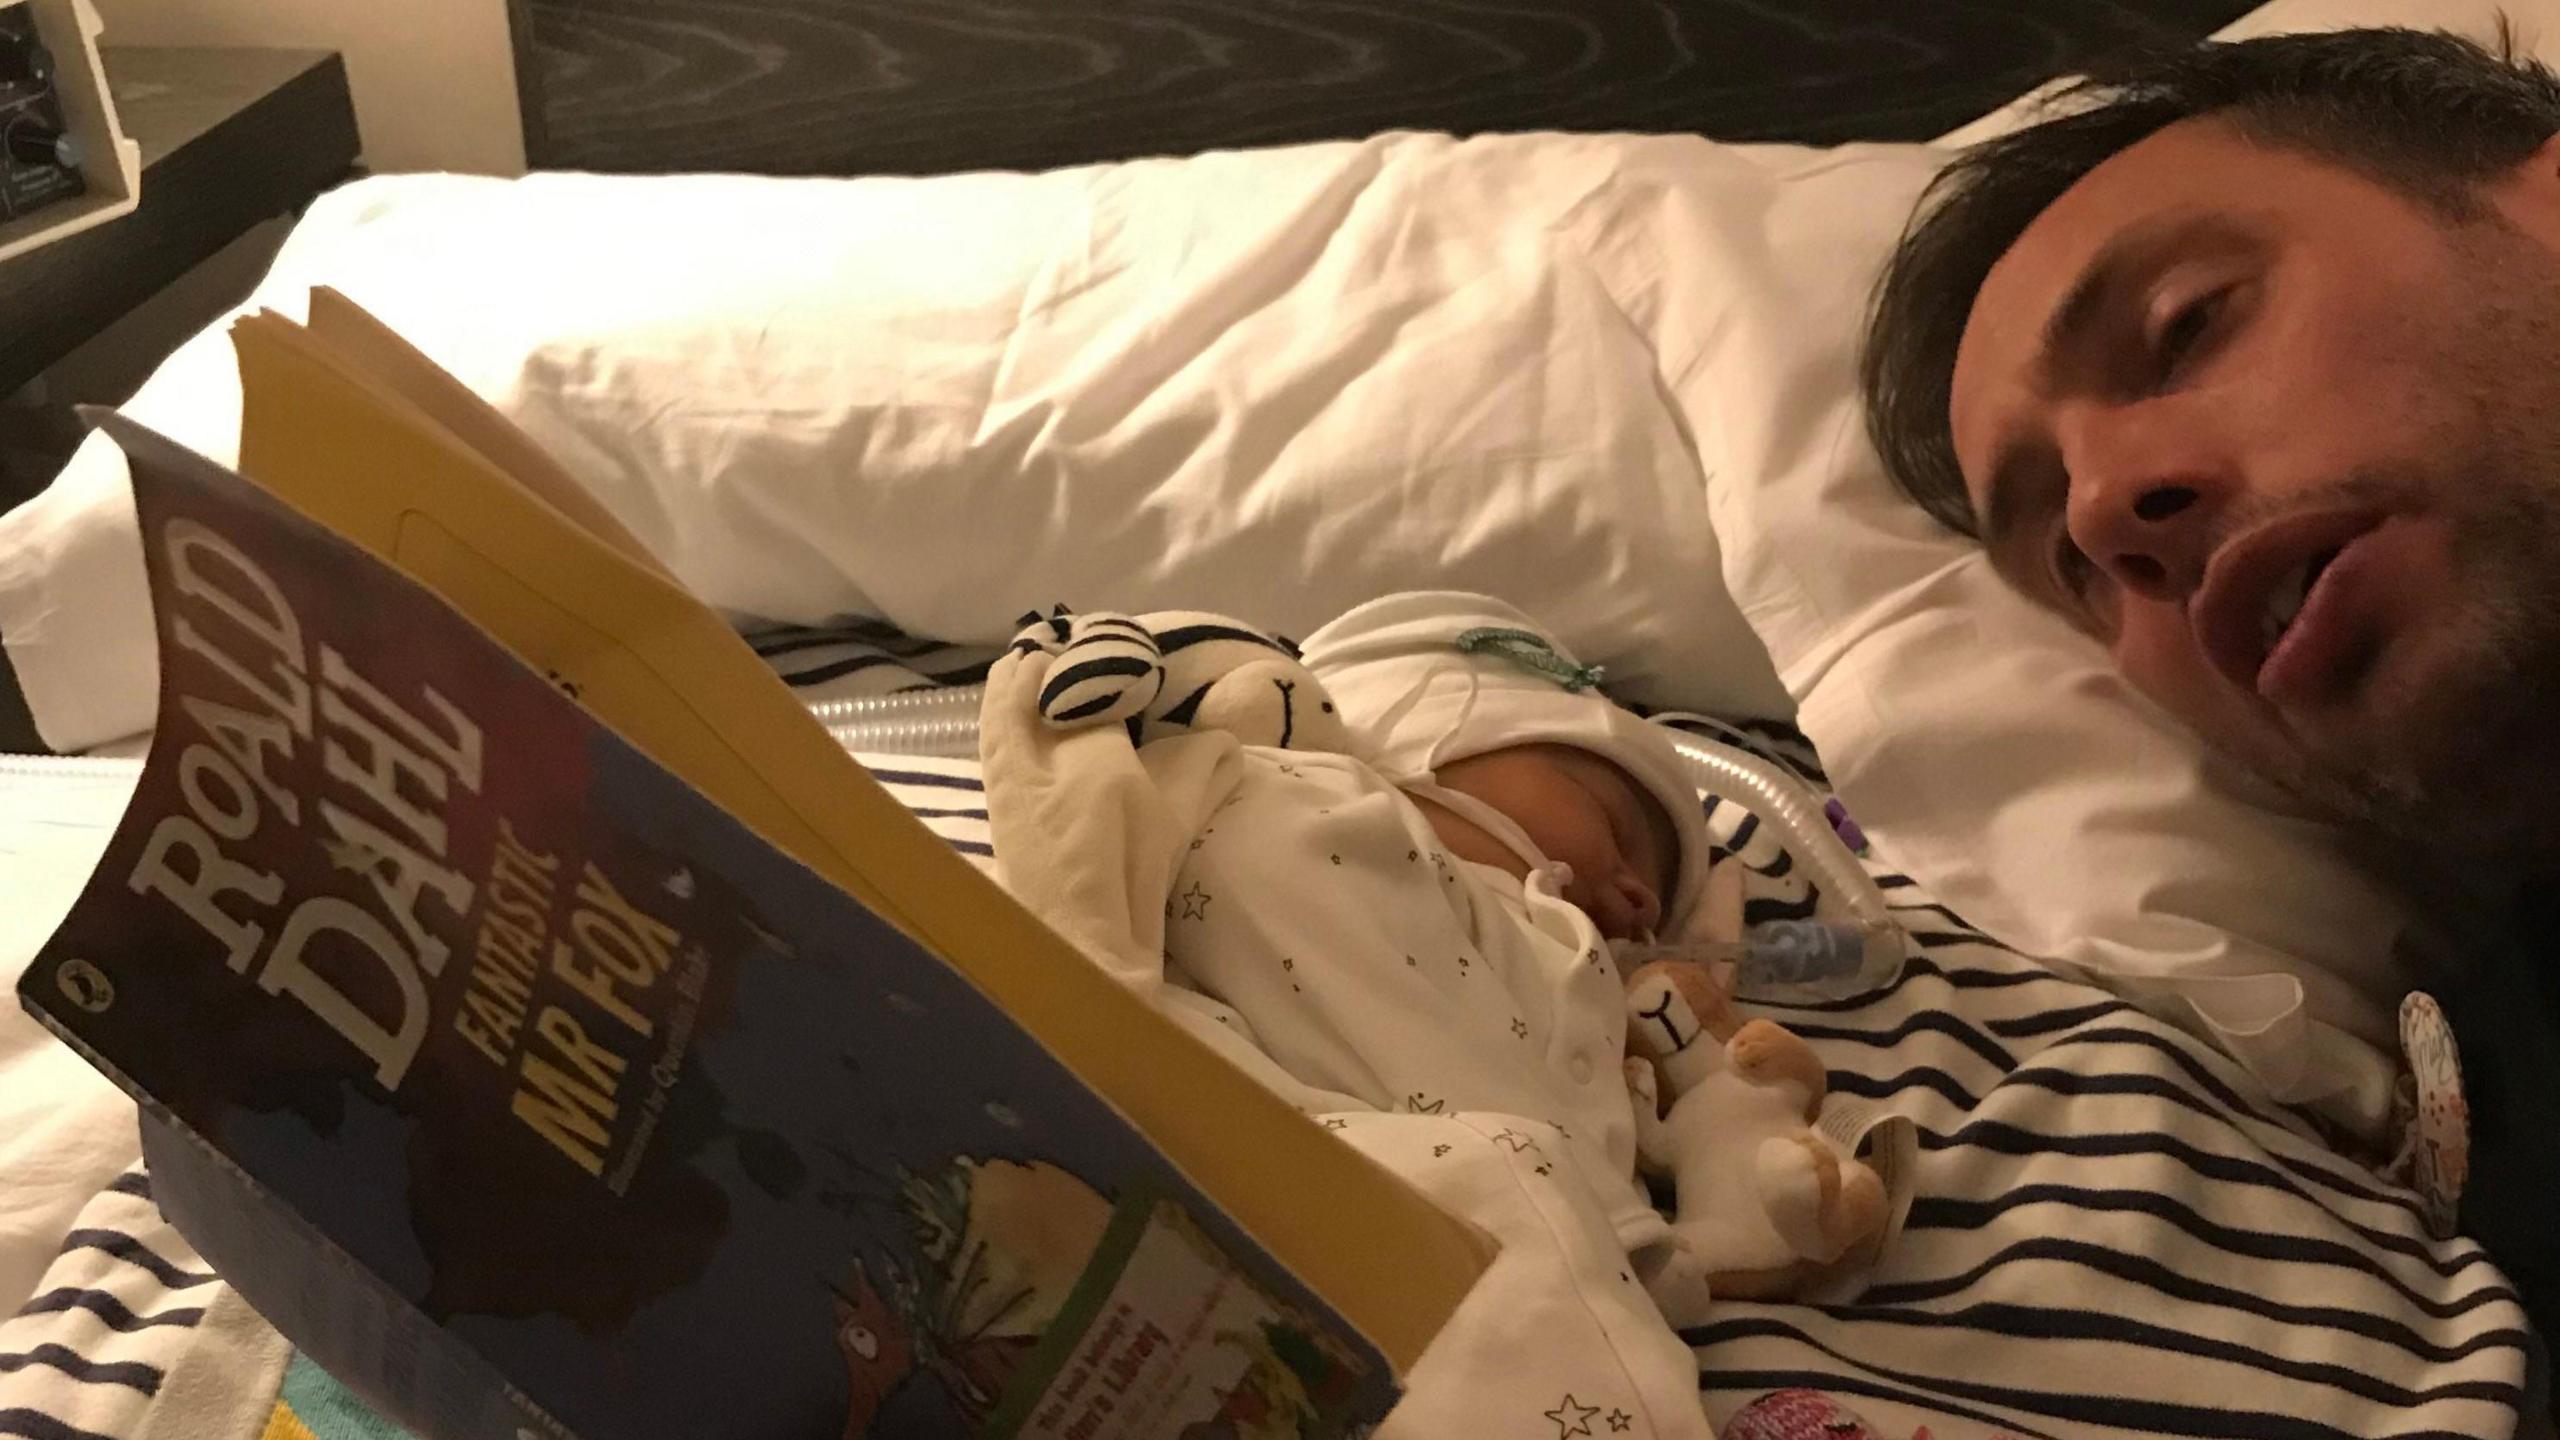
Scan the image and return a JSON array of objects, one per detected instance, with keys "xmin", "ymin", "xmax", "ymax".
[{"xmin": 2193, "ymin": 507, "xmax": 2388, "ymax": 701}]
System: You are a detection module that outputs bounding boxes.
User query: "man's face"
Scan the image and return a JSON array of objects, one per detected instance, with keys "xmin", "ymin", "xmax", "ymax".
[{"xmin": 1948, "ymin": 118, "xmax": 2560, "ymax": 864}]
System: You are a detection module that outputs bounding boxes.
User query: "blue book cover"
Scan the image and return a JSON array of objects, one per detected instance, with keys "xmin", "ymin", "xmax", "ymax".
[{"xmin": 18, "ymin": 417, "xmax": 1422, "ymax": 1440}]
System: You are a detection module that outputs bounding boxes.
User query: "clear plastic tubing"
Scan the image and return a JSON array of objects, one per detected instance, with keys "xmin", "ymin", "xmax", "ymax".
[
  {"xmin": 806, "ymin": 685, "xmax": 983, "ymax": 760},
  {"xmin": 1656, "ymin": 726, "xmax": 1903, "ymax": 1001}
]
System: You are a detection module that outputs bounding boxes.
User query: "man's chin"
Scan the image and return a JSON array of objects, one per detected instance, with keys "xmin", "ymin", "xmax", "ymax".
[{"xmin": 2279, "ymin": 660, "xmax": 2560, "ymax": 878}]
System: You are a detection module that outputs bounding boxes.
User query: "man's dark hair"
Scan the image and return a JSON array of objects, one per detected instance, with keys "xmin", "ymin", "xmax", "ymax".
[{"xmin": 1861, "ymin": 24, "xmax": 2560, "ymax": 536}]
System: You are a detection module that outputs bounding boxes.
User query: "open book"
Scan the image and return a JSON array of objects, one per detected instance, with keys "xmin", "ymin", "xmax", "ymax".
[{"xmin": 15, "ymin": 293, "xmax": 1493, "ymax": 1440}]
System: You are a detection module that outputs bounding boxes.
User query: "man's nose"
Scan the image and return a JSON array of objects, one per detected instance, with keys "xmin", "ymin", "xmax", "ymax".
[{"xmin": 2057, "ymin": 401, "xmax": 2234, "ymax": 600}]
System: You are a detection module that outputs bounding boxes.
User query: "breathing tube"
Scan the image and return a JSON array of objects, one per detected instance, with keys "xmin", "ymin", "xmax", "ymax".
[
  {"xmin": 805, "ymin": 685, "xmax": 982, "ymax": 759},
  {"xmin": 1652, "ymin": 721, "xmax": 1905, "ymax": 1003},
  {"xmin": 3, "ymin": 687, "xmax": 1902, "ymax": 999}
]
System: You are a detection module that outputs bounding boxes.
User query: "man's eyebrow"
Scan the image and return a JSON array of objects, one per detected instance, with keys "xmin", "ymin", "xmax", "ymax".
[{"xmin": 2039, "ymin": 236, "xmax": 2135, "ymax": 379}]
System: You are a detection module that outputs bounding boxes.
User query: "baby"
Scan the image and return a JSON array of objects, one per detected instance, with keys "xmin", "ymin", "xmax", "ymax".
[
  {"xmin": 1134, "ymin": 591, "xmax": 1719, "ymax": 1234},
  {"xmin": 980, "ymin": 591, "xmax": 1887, "ymax": 1437}
]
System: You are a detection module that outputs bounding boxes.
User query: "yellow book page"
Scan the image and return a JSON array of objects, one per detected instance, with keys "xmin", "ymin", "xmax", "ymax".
[
  {"xmin": 226, "ymin": 306, "xmax": 1492, "ymax": 1369},
  {"xmin": 298, "ymin": 288, "xmax": 671, "ymax": 579}
]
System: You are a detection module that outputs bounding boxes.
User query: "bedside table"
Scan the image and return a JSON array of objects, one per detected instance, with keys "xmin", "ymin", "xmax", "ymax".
[
  {"xmin": 0, "ymin": 47, "xmax": 358, "ymax": 398},
  {"xmin": 0, "ymin": 48, "xmax": 355, "ymax": 752}
]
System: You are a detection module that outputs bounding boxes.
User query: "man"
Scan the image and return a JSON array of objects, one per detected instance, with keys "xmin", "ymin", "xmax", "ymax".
[{"xmin": 1860, "ymin": 25, "xmax": 2559, "ymax": 1355}]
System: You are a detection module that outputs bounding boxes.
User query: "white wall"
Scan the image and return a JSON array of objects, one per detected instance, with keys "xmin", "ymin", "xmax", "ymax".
[{"xmin": 91, "ymin": 0, "xmax": 525, "ymax": 175}]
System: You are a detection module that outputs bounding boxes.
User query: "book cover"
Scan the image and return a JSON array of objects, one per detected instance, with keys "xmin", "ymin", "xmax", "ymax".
[
  {"xmin": 213, "ymin": 301, "xmax": 1494, "ymax": 1371},
  {"xmin": 20, "ymin": 417, "xmax": 1406, "ymax": 1440}
]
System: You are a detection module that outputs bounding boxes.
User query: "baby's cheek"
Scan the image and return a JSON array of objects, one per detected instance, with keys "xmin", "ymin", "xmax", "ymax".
[{"xmin": 1409, "ymin": 791, "xmax": 1531, "ymax": 882}]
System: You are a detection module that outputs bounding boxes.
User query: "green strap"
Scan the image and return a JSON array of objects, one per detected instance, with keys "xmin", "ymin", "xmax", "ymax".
[{"xmin": 1454, "ymin": 627, "xmax": 1605, "ymax": 692}]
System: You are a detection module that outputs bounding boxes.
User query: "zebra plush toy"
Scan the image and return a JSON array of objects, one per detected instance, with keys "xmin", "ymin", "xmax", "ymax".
[
  {"xmin": 977, "ymin": 606, "xmax": 1358, "ymax": 1001},
  {"xmin": 1008, "ymin": 606, "xmax": 1355, "ymax": 755}
]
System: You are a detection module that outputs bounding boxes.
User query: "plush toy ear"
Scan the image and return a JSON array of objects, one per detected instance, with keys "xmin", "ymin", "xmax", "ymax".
[
  {"xmin": 1133, "ymin": 610, "xmax": 1357, "ymax": 754},
  {"xmin": 1032, "ymin": 613, "xmax": 1165, "ymax": 729},
  {"xmin": 1008, "ymin": 605, "xmax": 1074, "ymax": 656},
  {"xmin": 1009, "ymin": 605, "xmax": 1080, "ymax": 652}
]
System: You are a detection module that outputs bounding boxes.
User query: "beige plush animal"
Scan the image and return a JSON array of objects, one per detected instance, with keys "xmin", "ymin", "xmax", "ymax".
[{"xmin": 1622, "ymin": 956, "xmax": 1888, "ymax": 1306}]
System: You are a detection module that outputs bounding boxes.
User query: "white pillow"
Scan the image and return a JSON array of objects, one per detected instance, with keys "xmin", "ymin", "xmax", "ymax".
[
  {"xmin": 1574, "ymin": 0, "xmax": 2560, "ymax": 1126},
  {"xmin": 0, "ymin": 133, "xmax": 1795, "ymax": 755}
]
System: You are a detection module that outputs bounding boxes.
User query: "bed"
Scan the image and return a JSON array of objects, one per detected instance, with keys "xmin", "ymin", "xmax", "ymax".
[{"xmin": 0, "ymin": 0, "xmax": 2548, "ymax": 1435}]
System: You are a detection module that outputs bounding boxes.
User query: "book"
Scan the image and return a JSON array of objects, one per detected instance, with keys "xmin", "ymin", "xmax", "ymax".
[{"xmin": 17, "ymin": 294, "xmax": 1494, "ymax": 1440}]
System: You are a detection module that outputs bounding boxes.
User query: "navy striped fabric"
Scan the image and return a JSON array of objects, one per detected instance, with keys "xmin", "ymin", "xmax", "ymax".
[
  {"xmin": 0, "ymin": 1171, "xmax": 220, "ymax": 1439},
  {"xmin": 746, "ymin": 617, "xmax": 1002, "ymax": 695},
  {"xmin": 1688, "ymin": 908, "xmax": 2527, "ymax": 1440}
]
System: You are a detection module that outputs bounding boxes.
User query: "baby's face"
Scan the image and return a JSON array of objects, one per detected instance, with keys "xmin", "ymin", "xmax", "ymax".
[{"xmin": 1433, "ymin": 744, "xmax": 1678, "ymax": 940}]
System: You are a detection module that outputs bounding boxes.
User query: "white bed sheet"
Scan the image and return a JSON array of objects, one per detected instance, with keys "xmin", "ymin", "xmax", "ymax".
[{"xmin": 0, "ymin": 759, "xmax": 143, "ymax": 1314}]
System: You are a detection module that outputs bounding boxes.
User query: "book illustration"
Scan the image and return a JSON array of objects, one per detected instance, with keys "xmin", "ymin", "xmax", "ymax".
[
  {"xmin": 828, "ymin": 1157, "xmax": 1112, "ymax": 1434},
  {"xmin": 1164, "ymin": 1206, "xmax": 1369, "ymax": 1440},
  {"xmin": 822, "ymin": 1156, "xmax": 1374, "ymax": 1440},
  {"xmin": 991, "ymin": 1197, "xmax": 1379, "ymax": 1440},
  {"xmin": 833, "ymin": 1257, "xmax": 920, "ymax": 1439},
  {"xmin": 1182, "ymin": 1317, "xmax": 1365, "ymax": 1440}
]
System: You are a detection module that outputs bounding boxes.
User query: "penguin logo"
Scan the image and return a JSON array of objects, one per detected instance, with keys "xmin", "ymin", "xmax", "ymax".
[{"xmin": 55, "ymin": 958, "xmax": 115, "ymax": 1014}]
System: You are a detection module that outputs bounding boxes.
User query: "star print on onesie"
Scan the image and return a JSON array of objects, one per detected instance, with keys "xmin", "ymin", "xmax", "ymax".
[{"xmin": 1547, "ymin": 1393, "xmax": 1602, "ymax": 1438}]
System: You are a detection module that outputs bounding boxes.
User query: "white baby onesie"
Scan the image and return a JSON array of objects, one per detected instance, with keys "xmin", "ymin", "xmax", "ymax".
[
  {"xmin": 979, "ymin": 710, "xmax": 1712, "ymax": 1439},
  {"xmin": 1145, "ymin": 746, "xmax": 1711, "ymax": 1440},
  {"xmin": 1157, "ymin": 747, "xmax": 1659, "ymax": 1239}
]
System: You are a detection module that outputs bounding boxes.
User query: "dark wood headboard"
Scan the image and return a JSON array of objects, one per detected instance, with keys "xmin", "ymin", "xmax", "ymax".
[{"xmin": 510, "ymin": 0, "xmax": 2262, "ymax": 177}]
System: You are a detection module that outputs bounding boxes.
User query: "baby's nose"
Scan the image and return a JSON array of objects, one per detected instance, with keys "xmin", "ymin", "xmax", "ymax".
[{"xmin": 1614, "ymin": 870, "xmax": 1661, "ymax": 938}]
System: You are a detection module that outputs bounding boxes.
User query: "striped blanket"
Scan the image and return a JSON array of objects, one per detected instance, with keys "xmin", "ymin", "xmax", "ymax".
[{"xmin": 1, "ymin": 620, "xmax": 2537, "ymax": 1440}]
